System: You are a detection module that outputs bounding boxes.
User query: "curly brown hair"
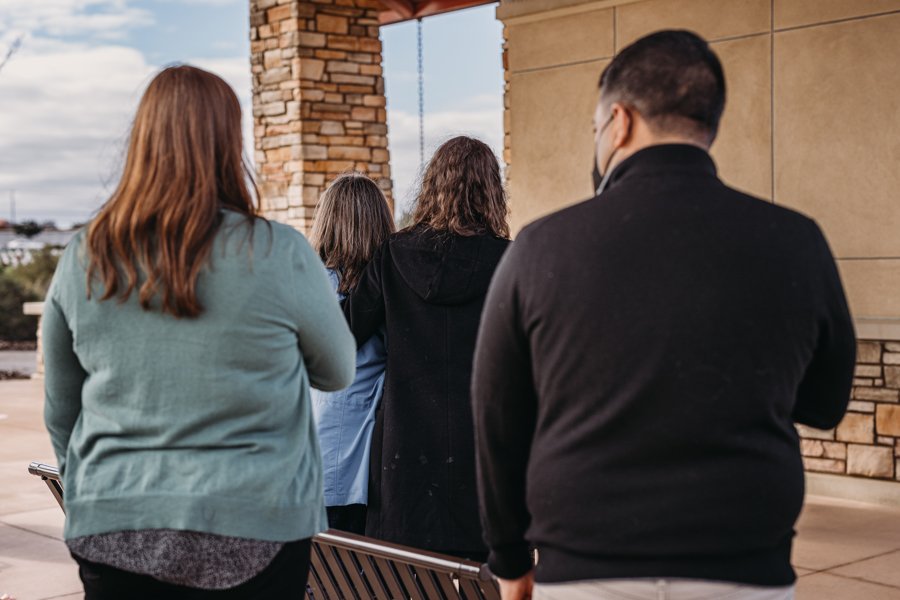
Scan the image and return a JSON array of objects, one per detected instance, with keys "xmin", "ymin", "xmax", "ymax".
[{"xmin": 410, "ymin": 136, "xmax": 508, "ymax": 239}]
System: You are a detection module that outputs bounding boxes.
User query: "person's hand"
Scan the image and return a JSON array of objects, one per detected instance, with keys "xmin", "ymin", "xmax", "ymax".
[{"xmin": 498, "ymin": 570, "xmax": 534, "ymax": 600}]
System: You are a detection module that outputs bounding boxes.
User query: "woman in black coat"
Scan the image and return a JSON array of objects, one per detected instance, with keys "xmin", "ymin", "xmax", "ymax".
[{"xmin": 342, "ymin": 136, "xmax": 509, "ymax": 559}]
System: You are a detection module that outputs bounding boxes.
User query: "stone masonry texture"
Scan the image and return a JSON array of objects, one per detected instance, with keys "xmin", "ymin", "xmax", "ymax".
[
  {"xmin": 501, "ymin": 25, "xmax": 511, "ymax": 188},
  {"xmin": 800, "ymin": 340, "xmax": 900, "ymax": 481},
  {"xmin": 250, "ymin": 0, "xmax": 393, "ymax": 233},
  {"xmin": 248, "ymin": 2, "xmax": 897, "ymax": 488}
]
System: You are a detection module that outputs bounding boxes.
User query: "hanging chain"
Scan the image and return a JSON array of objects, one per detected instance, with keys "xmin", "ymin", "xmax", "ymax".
[{"xmin": 416, "ymin": 18, "xmax": 425, "ymax": 171}]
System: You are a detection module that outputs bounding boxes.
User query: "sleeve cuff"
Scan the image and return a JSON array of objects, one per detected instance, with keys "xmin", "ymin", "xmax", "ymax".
[{"xmin": 487, "ymin": 542, "xmax": 533, "ymax": 580}]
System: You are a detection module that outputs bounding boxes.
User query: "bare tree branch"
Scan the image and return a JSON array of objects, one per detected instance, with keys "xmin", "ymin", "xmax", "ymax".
[{"xmin": 0, "ymin": 36, "xmax": 24, "ymax": 76}]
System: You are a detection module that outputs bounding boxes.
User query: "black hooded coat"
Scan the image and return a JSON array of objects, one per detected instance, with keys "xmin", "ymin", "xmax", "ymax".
[{"xmin": 341, "ymin": 225, "xmax": 509, "ymax": 555}]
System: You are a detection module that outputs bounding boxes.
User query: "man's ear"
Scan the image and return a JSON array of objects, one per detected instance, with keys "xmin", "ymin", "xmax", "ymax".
[{"xmin": 611, "ymin": 103, "xmax": 633, "ymax": 149}]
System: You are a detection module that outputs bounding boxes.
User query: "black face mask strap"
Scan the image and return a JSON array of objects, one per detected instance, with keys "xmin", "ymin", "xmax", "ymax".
[
  {"xmin": 593, "ymin": 111, "xmax": 619, "ymax": 196},
  {"xmin": 595, "ymin": 147, "xmax": 619, "ymax": 196}
]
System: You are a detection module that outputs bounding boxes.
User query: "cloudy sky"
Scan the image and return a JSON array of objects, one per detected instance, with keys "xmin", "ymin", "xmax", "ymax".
[{"xmin": 0, "ymin": 0, "xmax": 503, "ymax": 227}]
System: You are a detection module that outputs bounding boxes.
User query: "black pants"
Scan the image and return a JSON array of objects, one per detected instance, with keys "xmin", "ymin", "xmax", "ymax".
[
  {"xmin": 326, "ymin": 504, "xmax": 366, "ymax": 535},
  {"xmin": 73, "ymin": 538, "xmax": 311, "ymax": 600}
]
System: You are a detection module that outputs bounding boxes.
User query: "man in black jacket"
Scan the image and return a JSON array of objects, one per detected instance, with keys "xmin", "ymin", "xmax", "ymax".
[{"xmin": 472, "ymin": 30, "xmax": 855, "ymax": 600}]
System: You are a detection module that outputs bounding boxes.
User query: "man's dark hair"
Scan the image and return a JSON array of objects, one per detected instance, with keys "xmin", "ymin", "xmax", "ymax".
[{"xmin": 599, "ymin": 30, "xmax": 726, "ymax": 142}]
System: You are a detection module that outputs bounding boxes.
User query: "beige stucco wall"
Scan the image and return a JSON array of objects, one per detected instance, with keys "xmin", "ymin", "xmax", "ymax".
[{"xmin": 498, "ymin": 0, "xmax": 900, "ymax": 319}]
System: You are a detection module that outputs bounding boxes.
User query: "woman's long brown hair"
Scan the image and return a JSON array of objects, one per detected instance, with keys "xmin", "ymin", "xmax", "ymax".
[
  {"xmin": 310, "ymin": 173, "xmax": 395, "ymax": 295},
  {"xmin": 86, "ymin": 65, "xmax": 259, "ymax": 318},
  {"xmin": 411, "ymin": 136, "xmax": 509, "ymax": 239}
]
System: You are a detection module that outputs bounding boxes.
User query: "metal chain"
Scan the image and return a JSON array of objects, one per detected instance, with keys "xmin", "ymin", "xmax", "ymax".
[{"xmin": 416, "ymin": 18, "xmax": 425, "ymax": 171}]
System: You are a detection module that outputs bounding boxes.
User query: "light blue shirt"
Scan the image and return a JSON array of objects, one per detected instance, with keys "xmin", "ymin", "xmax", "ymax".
[{"xmin": 311, "ymin": 269, "xmax": 386, "ymax": 507}]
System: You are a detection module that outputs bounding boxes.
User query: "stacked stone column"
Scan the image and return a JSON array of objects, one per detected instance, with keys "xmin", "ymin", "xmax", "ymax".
[
  {"xmin": 250, "ymin": 0, "xmax": 393, "ymax": 232},
  {"xmin": 799, "ymin": 340, "xmax": 900, "ymax": 481},
  {"xmin": 501, "ymin": 25, "xmax": 511, "ymax": 189}
]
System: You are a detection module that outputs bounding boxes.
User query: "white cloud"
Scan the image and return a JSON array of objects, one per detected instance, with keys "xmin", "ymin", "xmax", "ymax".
[
  {"xmin": 0, "ymin": 1, "xmax": 153, "ymax": 41},
  {"xmin": 156, "ymin": 0, "xmax": 242, "ymax": 5},
  {"xmin": 211, "ymin": 39, "xmax": 240, "ymax": 50},
  {"xmin": 0, "ymin": 0, "xmax": 257, "ymax": 227},
  {"xmin": 0, "ymin": 0, "xmax": 500, "ymax": 227},
  {"xmin": 0, "ymin": 47, "xmax": 256, "ymax": 227},
  {"xmin": 0, "ymin": 37, "xmax": 156, "ymax": 226},
  {"xmin": 386, "ymin": 93, "xmax": 504, "ymax": 217},
  {"xmin": 0, "ymin": 1, "xmax": 158, "ymax": 226}
]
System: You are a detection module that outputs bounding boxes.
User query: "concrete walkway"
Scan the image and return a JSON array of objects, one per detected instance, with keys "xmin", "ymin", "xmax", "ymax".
[
  {"xmin": 0, "ymin": 351, "xmax": 36, "ymax": 377},
  {"xmin": 1, "ymin": 379, "xmax": 80, "ymax": 600},
  {"xmin": 2, "ymin": 378, "xmax": 900, "ymax": 599}
]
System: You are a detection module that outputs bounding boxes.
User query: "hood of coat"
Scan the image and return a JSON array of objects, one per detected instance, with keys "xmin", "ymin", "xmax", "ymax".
[{"xmin": 389, "ymin": 226, "xmax": 509, "ymax": 306}]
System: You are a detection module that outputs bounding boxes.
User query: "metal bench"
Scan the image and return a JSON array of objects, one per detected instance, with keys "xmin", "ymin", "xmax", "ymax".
[{"xmin": 28, "ymin": 462, "xmax": 500, "ymax": 600}]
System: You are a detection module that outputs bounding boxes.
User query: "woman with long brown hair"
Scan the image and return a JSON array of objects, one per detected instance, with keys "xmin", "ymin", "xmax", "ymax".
[
  {"xmin": 342, "ymin": 135, "xmax": 510, "ymax": 560},
  {"xmin": 309, "ymin": 173, "xmax": 394, "ymax": 534},
  {"xmin": 42, "ymin": 65, "xmax": 355, "ymax": 598}
]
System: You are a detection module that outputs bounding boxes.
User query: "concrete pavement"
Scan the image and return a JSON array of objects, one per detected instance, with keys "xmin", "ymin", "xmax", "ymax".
[
  {"xmin": 2, "ymin": 378, "xmax": 900, "ymax": 599},
  {"xmin": 0, "ymin": 351, "xmax": 36, "ymax": 378},
  {"xmin": 1, "ymin": 379, "xmax": 80, "ymax": 599}
]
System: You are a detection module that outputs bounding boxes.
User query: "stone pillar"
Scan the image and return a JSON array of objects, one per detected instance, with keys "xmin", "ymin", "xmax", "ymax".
[
  {"xmin": 501, "ymin": 24, "xmax": 511, "ymax": 190},
  {"xmin": 799, "ymin": 339, "xmax": 900, "ymax": 482},
  {"xmin": 250, "ymin": 0, "xmax": 393, "ymax": 232}
]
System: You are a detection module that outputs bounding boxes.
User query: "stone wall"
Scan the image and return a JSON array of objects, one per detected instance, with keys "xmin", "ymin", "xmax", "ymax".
[
  {"xmin": 250, "ymin": 0, "xmax": 393, "ymax": 232},
  {"xmin": 497, "ymin": 0, "xmax": 900, "ymax": 488},
  {"xmin": 501, "ymin": 24, "xmax": 511, "ymax": 190},
  {"xmin": 799, "ymin": 340, "xmax": 900, "ymax": 482}
]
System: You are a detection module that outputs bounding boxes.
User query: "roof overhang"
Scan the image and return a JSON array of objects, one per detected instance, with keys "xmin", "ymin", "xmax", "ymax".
[{"xmin": 379, "ymin": 0, "xmax": 497, "ymax": 25}]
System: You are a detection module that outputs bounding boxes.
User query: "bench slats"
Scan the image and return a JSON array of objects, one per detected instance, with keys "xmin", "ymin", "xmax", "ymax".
[
  {"xmin": 307, "ymin": 554, "xmax": 329, "ymax": 598},
  {"xmin": 311, "ymin": 543, "xmax": 344, "ymax": 599},
  {"xmin": 360, "ymin": 554, "xmax": 392, "ymax": 599},
  {"xmin": 417, "ymin": 566, "xmax": 447, "ymax": 600},
  {"xmin": 335, "ymin": 546, "xmax": 371, "ymax": 598},
  {"xmin": 432, "ymin": 569, "xmax": 461, "ymax": 600},
  {"xmin": 327, "ymin": 542, "xmax": 366, "ymax": 599},
  {"xmin": 459, "ymin": 577, "xmax": 501, "ymax": 600},
  {"xmin": 398, "ymin": 562, "xmax": 429, "ymax": 599},
  {"xmin": 27, "ymin": 462, "xmax": 503, "ymax": 600},
  {"xmin": 373, "ymin": 555, "xmax": 409, "ymax": 599}
]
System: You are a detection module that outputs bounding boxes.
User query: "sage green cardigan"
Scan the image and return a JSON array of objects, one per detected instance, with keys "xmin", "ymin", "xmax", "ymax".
[{"xmin": 43, "ymin": 211, "xmax": 356, "ymax": 541}]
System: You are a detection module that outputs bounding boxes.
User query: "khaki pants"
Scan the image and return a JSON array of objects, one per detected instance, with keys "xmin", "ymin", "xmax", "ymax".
[{"xmin": 534, "ymin": 579, "xmax": 795, "ymax": 600}]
